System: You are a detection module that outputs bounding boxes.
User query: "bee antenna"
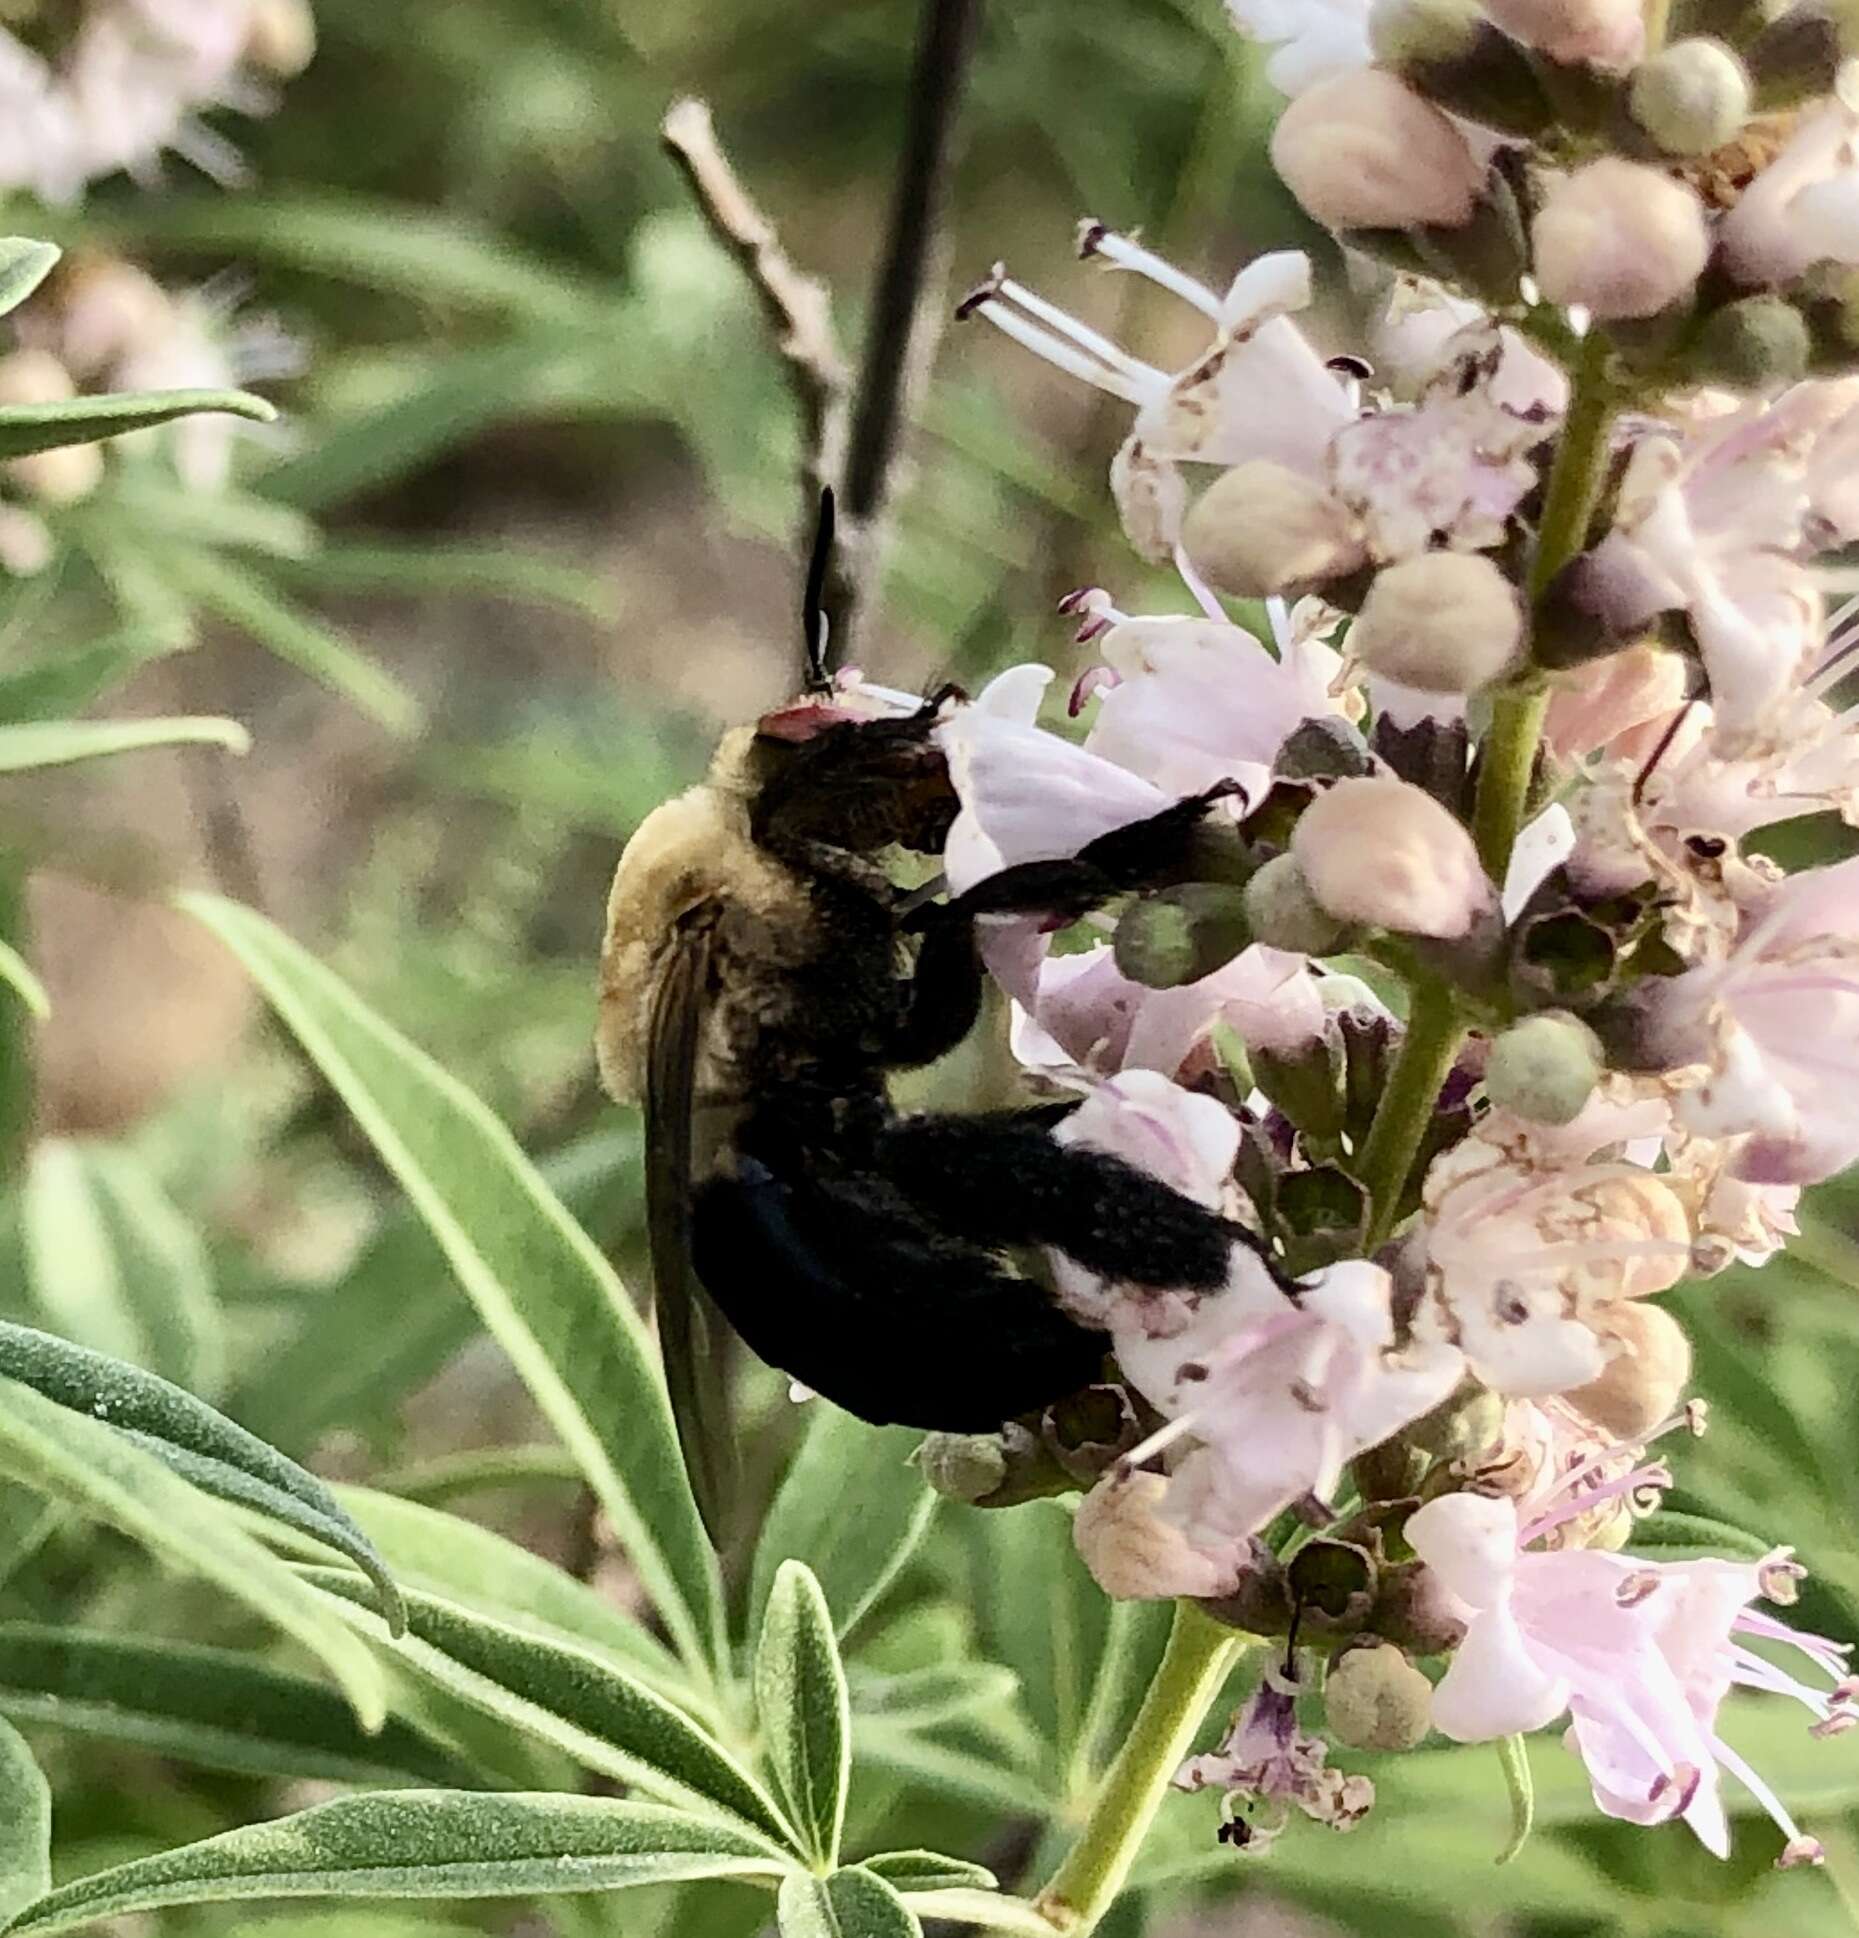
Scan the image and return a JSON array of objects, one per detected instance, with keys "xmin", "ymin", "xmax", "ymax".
[{"xmin": 801, "ymin": 486, "xmax": 836, "ymax": 694}]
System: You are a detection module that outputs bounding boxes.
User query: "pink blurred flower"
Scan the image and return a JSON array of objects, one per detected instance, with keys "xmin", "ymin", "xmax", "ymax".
[
  {"xmin": 1653, "ymin": 855, "xmax": 1859, "ymax": 1183},
  {"xmin": 1224, "ymin": 0, "xmax": 1372, "ymax": 96},
  {"xmin": 1408, "ymin": 1488, "xmax": 1854, "ymax": 1865}
]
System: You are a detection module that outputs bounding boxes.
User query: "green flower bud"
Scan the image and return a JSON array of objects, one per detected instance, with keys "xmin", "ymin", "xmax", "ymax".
[
  {"xmin": 1486, "ymin": 1011, "xmax": 1605, "ymax": 1125},
  {"xmin": 915, "ymin": 1424, "xmax": 1070, "ymax": 1508},
  {"xmin": 1114, "ymin": 883, "xmax": 1254, "ymax": 989},
  {"xmin": 1243, "ymin": 852, "xmax": 1347, "ymax": 955},
  {"xmin": 1400, "ymin": 1380, "xmax": 1508, "ymax": 1461},
  {"xmin": 1324, "ymin": 1643, "xmax": 1434, "ymax": 1751},
  {"xmin": 1629, "ymin": 36, "xmax": 1753, "ymax": 152},
  {"xmin": 913, "ymin": 1432, "xmax": 1005, "ymax": 1503},
  {"xmin": 1688, "ymin": 292, "xmax": 1812, "ymax": 386}
]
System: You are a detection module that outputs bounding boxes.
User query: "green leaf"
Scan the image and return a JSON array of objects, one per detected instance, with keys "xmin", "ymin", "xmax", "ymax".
[
  {"xmin": 21, "ymin": 1140, "xmax": 224, "ymax": 1395},
  {"xmin": 0, "ymin": 1624, "xmax": 466, "ymax": 1786},
  {"xmin": 750, "ymin": 1408, "xmax": 936, "ymax": 1643},
  {"xmin": 0, "ymin": 387, "xmax": 274, "ymax": 459},
  {"xmin": 0, "ymin": 1715, "xmax": 48, "ymax": 1928},
  {"xmin": 756, "ymin": 1563, "xmax": 851, "ymax": 1869},
  {"xmin": 95, "ymin": 192, "xmax": 605, "ymax": 326},
  {"xmin": 230, "ymin": 1127, "xmax": 638, "ymax": 1457},
  {"xmin": 0, "ymin": 716, "xmax": 248, "ymax": 771},
  {"xmin": 1627, "ymin": 1510, "xmax": 1775, "ymax": 1562},
  {"xmin": 859, "ymin": 1852, "xmax": 998, "ymax": 1894},
  {"xmin": 300, "ymin": 1567, "xmax": 795, "ymax": 1848},
  {"xmin": 850, "ymin": 1664, "xmax": 1021, "ymax": 1733},
  {"xmin": 274, "ymin": 541, "xmax": 619, "ymax": 620},
  {"xmin": 1496, "ymin": 1733, "xmax": 1534, "ymax": 1865},
  {"xmin": 2, "ymin": 1793, "xmax": 789, "ymax": 1935},
  {"xmin": 0, "ymin": 240, "xmax": 59, "ymax": 321},
  {"xmin": 0, "ymin": 1319, "xmax": 402, "ymax": 1636},
  {"xmin": 0, "ymin": 626, "xmax": 184, "ymax": 725},
  {"xmin": 777, "ymin": 1867, "xmax": 922, "ymax": 1938},
  {"xmin": 0, "ymin": 944, "xmax": 46, "ymax": 1021},
  {"xmin": 894, "ymin": 1892, "xmax": 1056, "ymax": 1937},
  {"xmin": 0, "ymin": 1376, "xmax": 386, "ymax": 1729},
  {"xmin": 155, "ymin": 549, "xmax": 418, "ymax": 733},
  {"xmin": 330, "ymin": 1484, "xmax": 695, "ymax": 1714},
  {"xmin": 180, "ymin": 894, "xmax": 726, "ymax": 1685}
]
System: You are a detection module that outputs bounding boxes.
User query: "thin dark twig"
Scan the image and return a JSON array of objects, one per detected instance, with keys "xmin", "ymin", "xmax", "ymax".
[
  {"xmin": 660, "ymin": 96, "xmax": 851, "ymax": 501},
  {"xmin": 827, "ymin": 0, "xmax": 986, "ymax": 664}
]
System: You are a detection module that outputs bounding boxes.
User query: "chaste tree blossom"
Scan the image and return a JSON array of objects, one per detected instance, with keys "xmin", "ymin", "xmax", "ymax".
[{"xmin": 908, "ymin": 0, "xmax": 1859, "ymax": 1881}]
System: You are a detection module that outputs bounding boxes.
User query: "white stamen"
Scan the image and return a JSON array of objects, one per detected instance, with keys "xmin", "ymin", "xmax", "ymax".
[
  {"xmin": 996, "ymin": 274, "xmax": 1167, "ymax": 388},
  {"xmin": 1080, "ymin": 222, "xmax": 1224, "ymax": 320},
  {"xmin": 1174, "ymin": 543, "xmax": 1230, "ymax": 624},
  {"xmin": 969, "ymin": 298, "xmax": 1152, "ymax": 403}
]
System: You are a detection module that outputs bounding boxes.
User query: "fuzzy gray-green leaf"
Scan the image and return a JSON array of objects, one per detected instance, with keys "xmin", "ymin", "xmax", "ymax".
[
  {"xmin": 0, "ymin": 1378, "xmax": 386, "ymax": 1729},
  {"xmin": 2, "ymin": 1793, "xmax": 788, "ymax": 1934},
  {"xmin": 0, "ymin": 1319, "xmax": 401, "ymax": 1634},
  {"xmin": 302, "ymin": 1567, "xmax": 794, "ymax": 1847},
  {"xmin": 0, "ymin": 1715, "xmax": 48, "ymax": 1927},
  {"xmin": 0, "ymin": 386, "xmax": 273, "ymax": 459},
  {"xmin": 777, "ymin": 1867, "xmax": 922, "ymax": 1938},
  {"xmin": 0, "ymin": 1625, "xmax": 465, "ymax": 1785},
  {"xmin": 756, "ymin": 1562, "xmax": 850, "ymax": 1869},
  {"xmin": 0, "ymin": 240, "xmax": 59, "ymax": 320},
  {"xmin": 180, "ymin": 893, "xmax": 726, "ymax": 1686}
]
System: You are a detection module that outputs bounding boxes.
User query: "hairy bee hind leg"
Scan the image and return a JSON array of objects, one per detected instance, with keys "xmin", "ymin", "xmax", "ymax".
[
  {"xmin": 887, "ymin": 906, "xmax": 985, "ymax": 1067},
  {"xmin": 689, "ymin": 1157, "xmax": 1108, "ymax": 1430},
  {"xmin": 871, "ymin": 1111, "xmax": 1248, "ymax": 1293},
  {"xmin": 920, "ymin": 778, "xmax": 1248, "ymax": 929}
]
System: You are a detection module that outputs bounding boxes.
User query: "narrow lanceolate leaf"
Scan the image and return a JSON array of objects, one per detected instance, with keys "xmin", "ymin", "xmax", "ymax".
[
  {"xmin": 0, "ymin": 386, "xmax": 274, "ymax": 460},
  {"xmin": 755, "ymin": 1563, "xmax": 850, "ymax": 1870},
  {"xmin": 302, "ymin": 1568, "xmax": 794, "ymax": 1849},
  {"xmin": 894, "ymin": 1890, "xmax": 1056, "ymax": 1936},
  {"xmin": 180, "ymin": 894, "xmax": 727, "ymax": 1684},
  {"xmin": 0, "ymin": 1715, "xmax": 48, "ymax": 1927},
  {"xmin": 1496, "ymin": 1733, "xmax": 1534, "ymax": 1865},
  {"xmin": 157, "ymin": 550, "xmax": 418, "ymax": 734},
  {"xmin": 0, "ymin": 1320, "xmax": 402, "ymax": 1634},
  {"xmin": 22, "ymin": 1141, "xmax": 224, "ymax": 1396},
  {"xmin": 749, "ymin": 1408, "xmax": 937, "ymax": 1642},
  {"xmin": 777, "ymin": 1867, "xmax": 922, "ymax": 1938},
  {"xmin": 2, "ymin": 1793, "xmax": 790, "ymax": 1935},
  {"xmin": 0, "ymin": 716, "xmax": 249, "ymax": 772},
  {"xmin": 0, "ymin": 942, "xmax": 47, "ymax": 1020},
  {"xmin": 331, "ymin": 1484, "xmax": 695, "ymax": 1715},
  {"xmin": 0, "ymin": 1378, "xmax": 386, "ymax": 1729},
  {"xmin": 0, "ymin": 626, "xmax": 184, "ymax": 725},
  {"xmin": 0, "ymin": 240, "xmax": 59, "ymax": 321},
  {"xmin": 859, "ymin": 1852, "xmax": 998, "ymax": 1894},
  {"xmin": 0, "ymin": 1625, "xmax": 466, "ymax": 1786}
]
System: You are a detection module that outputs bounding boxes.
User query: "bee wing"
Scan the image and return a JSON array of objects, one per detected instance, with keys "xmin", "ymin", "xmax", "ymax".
[{"xmin": 645, "ymin": 909, "xmax": 739, "ymax": 1543}]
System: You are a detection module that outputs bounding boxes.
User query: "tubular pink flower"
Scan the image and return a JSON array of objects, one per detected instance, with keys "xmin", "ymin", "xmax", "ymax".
[{"xmin": 1407, "ymin": 1489, "xmax": 1854, "ymax": 1863}]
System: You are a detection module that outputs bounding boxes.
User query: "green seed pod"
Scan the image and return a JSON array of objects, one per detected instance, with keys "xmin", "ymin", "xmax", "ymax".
[
  {"xmin": 1629, "ymin": 37, "xmax": 1753, "ymax": 153},
  {"xmin": 1114, "ymin": 883, "xmax": 1254, "ymax": 990},
  {"xmin": 1687, "ymin": 292, "xmax": 1812, "ymax": 386},
  {"xmin": 1486, "ymin": 1010, "xmax": 1605, "ymax": 1126},
  {"xmin": 1325, "ymin": 1642, "xmax": 1435, "ymax": 1751},
  {"xmin": 1243, "ymin": 853, "xmax": 1347, "ymax": 955},
  {"xmin": 915, "ymin": 1424, "xmax": 1070, "ymax": 1508}
]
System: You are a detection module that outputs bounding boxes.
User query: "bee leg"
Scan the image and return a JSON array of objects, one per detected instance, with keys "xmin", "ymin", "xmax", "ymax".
[
  {"xmin": 872, "ymin": 1112, "xmax": 1246, "ymax": 1292},
  {"xmin": 888, "ymin": 910, "xmax": 984, "ymax": 1067},
  {"xmin": 918, "ymin": 780, "xmax": 1247, "ymax": 928},
  {"xmin": 690, "ymin": 1157, "xmax": 1107, "ymax": 1430}
]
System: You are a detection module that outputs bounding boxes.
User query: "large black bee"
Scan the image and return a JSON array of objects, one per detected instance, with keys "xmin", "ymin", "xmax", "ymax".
[{"xmin": 596, "ymin": 495, "xmax": 1245, "ymax": 1521}]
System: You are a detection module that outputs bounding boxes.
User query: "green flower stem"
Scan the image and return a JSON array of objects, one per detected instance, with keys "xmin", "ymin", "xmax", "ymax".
[
  {"xmin": 1357, "ymin": 979, "xmax": 1464, "ymax": 1252},
  {"xmin": 1030, "ymin": 1601, "xmax": 1244, "ymax": 1936},
  {"xmin": 1474, "ymin": 329, "xmax": 1619, "ymax": 880}
]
